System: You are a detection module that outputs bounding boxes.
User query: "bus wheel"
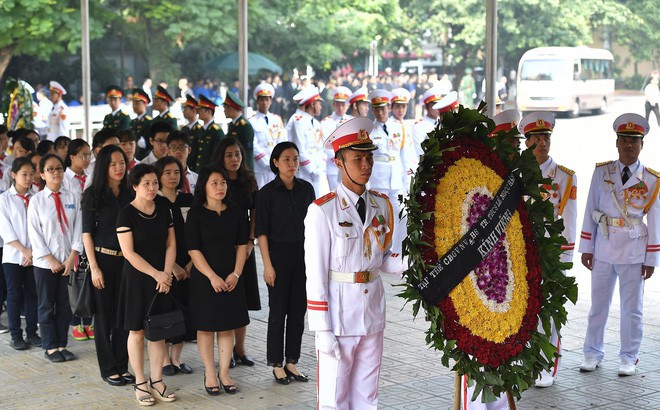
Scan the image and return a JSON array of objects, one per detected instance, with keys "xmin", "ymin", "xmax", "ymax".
[
  {"xmin": 567, "ymin": 100, "xmax": 580, "ymax": 118},
  {"xmin": 594, "ymin": 98, "xmax": 608, "ymax": 115}
]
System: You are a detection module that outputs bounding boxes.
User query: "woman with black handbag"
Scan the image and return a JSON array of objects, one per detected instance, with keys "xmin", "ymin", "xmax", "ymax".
[
  {"xmin": 116, "ymin": 163, "xmax": 177, "ymax": 405},
  {"xmin": 81, "ymin": 145, "xmax": 134, "ymax": 387},
  {"xmin": 186, "ymin": 166, "xmax": 249, "ymax": 395}
]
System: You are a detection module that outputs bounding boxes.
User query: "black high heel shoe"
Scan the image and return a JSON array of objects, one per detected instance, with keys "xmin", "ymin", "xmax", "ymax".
[
  {"xmin": 204, "ymin": 375, "xmax": 221, "ymax": 396},
  {"xmin": 272, "ymin": 368, "xmax": 290, "ymax": 385},
  {"xmin": 284, "ymin": 365, "xmax": 309, "ymax": 382}
]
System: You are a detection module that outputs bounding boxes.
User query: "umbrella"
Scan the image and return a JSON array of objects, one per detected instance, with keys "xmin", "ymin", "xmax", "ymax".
[{"xmin": 204, "ymin": 51, "xmax": 282, "ymax": 75}]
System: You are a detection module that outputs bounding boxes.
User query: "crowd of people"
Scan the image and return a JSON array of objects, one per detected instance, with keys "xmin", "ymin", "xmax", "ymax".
[{"xmin": 0, "ymin": 70, "xmax": 658, "ymax": 409}]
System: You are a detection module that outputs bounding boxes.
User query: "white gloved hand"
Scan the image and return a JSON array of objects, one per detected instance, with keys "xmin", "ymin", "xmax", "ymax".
[
  {"xmin": 592, "ymin": 210, "xmax": 609, "ymax": 240},
  {"xmin": 316, "ymin": 330, "xmax": 341, "ymax": 360}
]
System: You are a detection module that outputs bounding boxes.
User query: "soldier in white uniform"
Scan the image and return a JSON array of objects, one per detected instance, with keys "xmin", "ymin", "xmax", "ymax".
[
  {"xmin": 412, "ymin": 86, "xmax": 444, "ymax": 159},
  {"xmin": 47, "ymin": 81, "xmax": 69, "ymax": 142},
  {"xmin": 286, "ymin": 86, "xmax": 326, "ymax": 196},
  {"xmin": 321, "ymin": 86, "xmax": 353, "ymax": 192},
  {"xmin": 579, "ymin": 113, "xmax": 659, "ymax": 377},
  {"xmin": 347, "ymin": 87, "xmax": 370, "ymax": 118},
  {"xmin": 387, "ymin": 88, "xmax": 416, "ymax": 184},
  {"xmin": 305, "ymin": 117, "xmax": 406, "ymax": 410},
  {"xmin": 250, "ymin": 83, "xmax": 287, "ymax": 188},
  {"xmin": 520, "ymin": 111, "xmax": 577, "ymax": 387}
]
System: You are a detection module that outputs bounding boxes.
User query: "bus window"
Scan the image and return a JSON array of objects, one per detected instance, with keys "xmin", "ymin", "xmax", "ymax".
[
  {"xmin": 521, "ymin": 59, "xmax": 569, "ymax": 81},
  {"xmin": 574, "ymin": 61, "xmax": 581, "ymax": 81}
]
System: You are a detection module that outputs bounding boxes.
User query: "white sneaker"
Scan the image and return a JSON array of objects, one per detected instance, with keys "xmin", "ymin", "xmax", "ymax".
[
  {"xmin": 579, "ymin": 357, "xmax": 601, "ymax": 372},
  {"xmin": 618, "ymin": 362, "xmax": 636, "ymax": 376},
  {"xmin": 535, "ymin": 371, "xmax": 554, "ymax": 387}
]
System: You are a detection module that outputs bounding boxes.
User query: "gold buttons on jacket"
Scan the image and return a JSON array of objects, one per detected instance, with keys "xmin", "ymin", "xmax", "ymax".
[{"xmin": 364, "ymin": 289, "xmax": 369, "ymax": 294}]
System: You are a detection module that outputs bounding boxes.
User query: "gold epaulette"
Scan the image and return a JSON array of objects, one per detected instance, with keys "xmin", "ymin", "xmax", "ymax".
[
  {"xmin": 368, "ymin": 189, "xmax": 389, "ymax": 199},
  {"xmin": 596, "ymin": 160, "xmax": 613, "ymax": 167},
  {"xmin": 557, "ymin": 164, "xmax": 575, "ymax": 176},
  {"xmin": 239, "ymin": 119, "xmax": 246, "ymax": 126},
  {"xmin": 211, "ymin": 123, "xmax": 220, "ymax": 130},
  {"xmin": 313, "ymin": 192, "xmax": 336, "ymax": 206},
  {"xmin": 646, "ymin": 167, "xmax": 660, "ymax": 178}
]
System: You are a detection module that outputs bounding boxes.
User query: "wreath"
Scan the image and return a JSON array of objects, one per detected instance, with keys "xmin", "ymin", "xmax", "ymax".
[
  {"xmin": 1, "ymin": 78, "xmax": 35, "ymax": 130},
  {"xmin": 399, "ymin": 103, "xmax": 578, "ymax": 403}
]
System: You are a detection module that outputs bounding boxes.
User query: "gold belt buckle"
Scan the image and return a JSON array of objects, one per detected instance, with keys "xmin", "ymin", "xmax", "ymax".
[
  {"xmin": 355, "ymin": 271, "xmax": 370, "ymax": 283},
  {"xmin": 388, "ymin": 156, "xmax": 395, "ymax": 162},
  {"xmin": 613, "ymin": 218, "xmax": 624, "ymax": 227},
  {"xmin": 267, "ymin": 142, "xmax": 274, "ymax": 146}
]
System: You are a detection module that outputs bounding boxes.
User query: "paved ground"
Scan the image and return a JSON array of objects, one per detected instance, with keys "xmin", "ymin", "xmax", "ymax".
[{"xmin": 1, "ymin": 95, "xmax": 660, "ymax": 409}]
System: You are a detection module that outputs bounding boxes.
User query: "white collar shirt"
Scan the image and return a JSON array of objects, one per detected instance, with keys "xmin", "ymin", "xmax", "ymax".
[{"xmin": 0, "ymin": 186, "xmax": 36, "ymax": 263}]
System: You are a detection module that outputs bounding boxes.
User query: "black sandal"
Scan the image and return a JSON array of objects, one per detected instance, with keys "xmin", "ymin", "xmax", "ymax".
[
  {"xmin": 222, "ymin": 383, "xmax": 238, "ymax": 394},
  {"xmin": 133, "ymin": 381, "xmax": 155, "ymax": 406},
  {"xmin": 204, "ymin": 374, "xmax": 221, "ymax": 396},
  {"xmin": 148, "ymin": 378, "xmax": 176, "ymax": 402}
]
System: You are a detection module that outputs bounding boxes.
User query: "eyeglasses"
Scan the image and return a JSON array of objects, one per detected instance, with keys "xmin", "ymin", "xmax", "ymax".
[
  {"xmin": 44, "ymin": 167, "xmax": 65, "ymax": 174},
  {"xmin": 153, "ymin": 139, "xmax": 168, "ymax": 145},
  {"xmin": 78, "ymin": 154, "xmax": 92, "ymax": 160},
  {"xmin": 168, "ymin": 144, "xmax": 189, "ymax": 152}
]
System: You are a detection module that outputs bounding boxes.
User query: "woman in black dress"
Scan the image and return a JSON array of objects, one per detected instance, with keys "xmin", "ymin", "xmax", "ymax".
[
  {"xmin": 81, "ymin": 145, "xmax": 133, "ymax": 386},
  {"xmin": 186, "ymin": 166, "xmax": 249, "ymax": 395},
  {"xmin": 211, "ymin": 137, "xmax": 259, "ymax": 367},
  {"xmin": 255, "ymin": 142, "xmax": 315, "ymax": 384},
  {"xmin": 116, "ymin": 164, "xmax": 177, "ymax": 405},
  {"xmin": 154, "ymin": 156, "xmax": 195, "ymax": 376}
]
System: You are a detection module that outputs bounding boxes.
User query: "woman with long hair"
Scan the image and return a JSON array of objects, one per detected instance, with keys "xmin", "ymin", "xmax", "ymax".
[
  {"xmin": 211, "ymin": 137, "xmax": 260, "ymax": 367},
  {"xmin": 154, "ymin": 156, "xmax": 195, "ymax": 376},
  {"xmin": 81, "ymin": 145, "xmax": 134, "ymax": 386},
  {"xmin": 116, "ymin": 163, "xmax": 177, "ymax": 405},
  {"xmin": 186, "ymin": 166, "xmax": 249, "ymax": 395}
]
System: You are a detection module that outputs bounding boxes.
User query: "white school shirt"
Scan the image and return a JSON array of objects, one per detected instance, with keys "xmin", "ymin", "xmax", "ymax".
[
  {"xmin": 27, "ymin": 186, "xmax": 83, "ymax": 268},
  {"xmin": 0, "ymin": 186, "xmax": 37, "ymax": 264}
]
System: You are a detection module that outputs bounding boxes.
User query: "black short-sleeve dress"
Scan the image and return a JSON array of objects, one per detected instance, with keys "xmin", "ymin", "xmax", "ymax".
[
  {"xmin": 186, "ymin": 203, "xmax": 250, "ymax": 332},
  {"xmin": 116, "ymin": 201, "xmax": 175, "ymax": 331}
]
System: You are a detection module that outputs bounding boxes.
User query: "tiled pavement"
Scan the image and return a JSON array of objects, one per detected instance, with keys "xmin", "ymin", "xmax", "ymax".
[{"xmin": 1, "ymin": 255, "xmax": 659, "ymax": 409}]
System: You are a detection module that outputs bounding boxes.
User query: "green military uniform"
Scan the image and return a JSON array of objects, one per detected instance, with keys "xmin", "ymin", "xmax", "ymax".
[
  {"xmin": 227, "ymin": 115, "xmax": 255, "ymax": 170},
  {"xmin": 189, "ymin": 121, "xmax": 224, "ymax": 172},
  {"xmin": 155, "ymin": 110, "xmax": 179, "ymax": 130},
  {"xmin": 103, "ymin": 110, "xmax": 131, "ymax": 130},
  {"xmin": 182, "ymin": 122, "xmax": 202, "ymax": 134}
]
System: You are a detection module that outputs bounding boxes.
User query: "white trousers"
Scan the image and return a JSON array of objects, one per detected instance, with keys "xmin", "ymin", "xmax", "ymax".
[
  {"xmin": 583, "ymin": 259, "xmax": 644, "ymax": 363},
  {"xmin": 316, "ymin": 331, "xmax": 384, "ymax": 410},
  {"xmin": 462, "ymin": 375, "xmax": 509, "ymax": 410}
]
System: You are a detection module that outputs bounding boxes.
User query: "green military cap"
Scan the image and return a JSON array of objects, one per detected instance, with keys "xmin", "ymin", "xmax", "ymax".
[{"xmin": 224, "ymin": 91, "xmax": 245, "ymax": 110}]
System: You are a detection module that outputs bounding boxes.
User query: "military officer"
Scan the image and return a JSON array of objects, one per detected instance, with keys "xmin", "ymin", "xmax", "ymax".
[
  {"xmin": 412, "ymin": 86, "xmax": 444, "ymax": 159},
  {"xmin": 519, "ymin": 111, "xmax": 577, "ymax": 387},
  {"xmin": 321, "ymin": 86, "xmax": 353, "ymax": 191},
  {"xmin": 388, "ymin": 87, "xmax": 417, "ymax": 183},
  {"xmin": 189, "ymin": 95, "xmax": 224, "ymax": 172},
  {"xmin": 286, "ymin": 86, "xmax": 326, "ymax": 196},
  {"xmin": 250, "ymin": 83, "xmax": 287, "ymax": 188},
  {"xmin": 181, "ymin": 94, "xmax": 201, "ymax": 134},
  {"xmin": 130, "ymin": 88, "xmax": 153, "ymax": 160},
  {"xmin": 348, "ymin": 87, "xmax": 370, "ymax": 118},
  {"xmin": 579, "ymin": 113, "xmax": 658, "ymax": 377},
  {"xmin": 224, "ymin": 91, "xmax": 255, "ymax": 170},
  {"xmin": 305, "ymin": 117, "xmax": 406, "ymax": 409},
  {"xmin": 152, "ymin": 85, "xmax": 179, "ymax": 130},
  {"xmin": 46, "ymin": 81, "xmax": 69, "ymax": 141},
  {"xmin": 102, "ymin": 85, "xmax": 130, "ymax": 130}
]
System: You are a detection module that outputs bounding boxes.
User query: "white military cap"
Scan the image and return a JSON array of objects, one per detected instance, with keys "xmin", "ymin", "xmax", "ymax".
[
  {"xmin": 518, "ymin": 111, "xmax": 555, "ymax": 137},
  {"xmin": 332, "ymin": 86, "xmax": 352, "ymax": 102},
  {"xmin": 613, "ymin": 113, "xmax": 650, "ymax": 137},
  {"xmin": 49, "ymin": 81, "xmax": 67, "ymax": 96},
  {"xmin": 491, "ymin": 109, "xmax": 522, "ymax": 134},
  {"xmin": 348, "ymin": 87, "xmax": 369, "ymax": 105},
  {"xmin": 324, "ymin": 116, "xmax": 377, "ymax": 153},
  {"xmin": 421, "ymin": 86, "xmax": 443, "ymax": 105},
  {"xmin": 391, "ymin": 88, "xmax": 411, "ymax": 104},
  {"xmin": 294, "ymin": 86, "xmax": 321, "ymax": 106},
  {"xmin": 432, "ymin": 91, "xmax": 458, "ymax": 113},
  {"xmin": 253, "ymin": 83, "xmax": 275, "ymax": 99},
  {"xmin": 368, "ymin": 89, "xmax": 391, "ymax": 107}
]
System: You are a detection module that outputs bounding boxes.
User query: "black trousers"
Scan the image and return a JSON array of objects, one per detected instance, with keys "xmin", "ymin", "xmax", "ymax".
[
  {"xmin": 645, "ymin": 101, "xmax": 660, "ymax": 126},
  {"xmin": 266, "ymin": 241, "xmax": 307, "ymax": 366},
  {"xmin": 3, "ymin": 263, "xmax": 38, "ymax": 340},
  {"xmin": 34, "ymin": 267, "xmax": 72, "ymax": 350},
  {"xmin": 91, "ymin": 252, "xmax": 129, "ymax": 378}
]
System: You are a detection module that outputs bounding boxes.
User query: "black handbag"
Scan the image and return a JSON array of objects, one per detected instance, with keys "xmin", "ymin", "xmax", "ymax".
[
  {"xmin": 67, "ymin": 253, "xmax": 94, "ymax": 317},
  {"xmin": 143, "ymin": 293, "xmax": 186, "ymax": 342}
]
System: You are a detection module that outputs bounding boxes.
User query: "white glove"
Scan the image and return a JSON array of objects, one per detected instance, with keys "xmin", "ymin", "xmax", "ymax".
[
  {"xmin": 316, "ymin": 330, "xmax": 341, "ymax": 360},
  {"xmin": 592, "ymin": 210, "xmax": 609, "ymax": 240}
]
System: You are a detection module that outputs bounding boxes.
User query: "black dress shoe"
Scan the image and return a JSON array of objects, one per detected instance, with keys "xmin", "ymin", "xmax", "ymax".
[
  {"xmin": 162, "ymin": 364, "xmax": 179, "ymax": 376},
  {"xmin": 60, "ymin": 349, "xmax": 76, "ymax": 361},
  {"xmin": 45, "ymin": 350, "xmax": 65, "ymax": 363},
  {"xmin": 10, "ymin": 338, "xmax": 28, "ymax": 351},
  {"xmin": 234, "ymin": 352, "xmax": 255, "ymax": 366},
  {"xmin": 177, "ymin": 363, "xmax": 193, "ymax": 374},
  {"xmin": 272, "ymin": 368, "xmax": 290, "ymax": 385},
  {"xmin": 284, "ymin": 366, "xmax": 309, "ymax": 382},
  {"xmin": 26, "ymin": 334, "xmax": 42, "ymax": 347},
  {"xmin": 121, "ymin": 373, "xmax": 136, "ymax": 384},
  {"xmin": 105, "ymin": 376, "xmax": 126, "ymax": 386}
]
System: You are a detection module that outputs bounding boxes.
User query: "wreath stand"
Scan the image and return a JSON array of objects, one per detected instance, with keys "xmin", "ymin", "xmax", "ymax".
[{"xmin": 453, "ymin": 373, "xmax": 517, "ymax": 410}]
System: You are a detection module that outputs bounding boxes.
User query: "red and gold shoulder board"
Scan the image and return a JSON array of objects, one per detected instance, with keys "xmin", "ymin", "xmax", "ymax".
[
  {"xmin": 596, "ymin": 160, "xmax": 613, "ymax": 168},
  {"xmin": 646, "ymin": 167, "xmax": 660, "ymax": 179},
  {"xmin": 368, "ymin": 189, "xmax": 389, "ymax": 199},
  {"xmin": 557, "ymin": 164, "xmax": 575, "ymax": 176},
  {"xmin": 314, "ymin": 192, "xmax": 336, "ymax": 206}
]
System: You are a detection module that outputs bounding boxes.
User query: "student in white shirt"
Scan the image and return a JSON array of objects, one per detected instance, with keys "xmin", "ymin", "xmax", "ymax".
[
  {"xmin": 1, "ymin": 135, "xmax": 35, "ymax": 191},
  {"xmin": 63, "ymin": 139, "xmax": 92, "ymax": 202},
  {"xmin": 27, "ymin": 154, "xmax": 83, "ymax": 363},
  {"xmin": 0, "ymin": 158, "xmax": 41, "ymax": 350}
]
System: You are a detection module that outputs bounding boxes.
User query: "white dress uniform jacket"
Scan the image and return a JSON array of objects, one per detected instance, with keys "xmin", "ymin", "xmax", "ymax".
[
  {"xmin": 411, "ymin": 114, "xmax": 437, "ymax": 161},
  {"xmin": 286, "ymin": 110, "xmax": 326, "ymax": 195},
  {"xmin": 250, "ymin": 110, "xmax": 287, "ymax": 188},
  {"xmin": 320, "ymin": 113, "xmax": 351, "ymax": 191},
  {"xmin": 47, "ymin": 100, "xmax": 69, "ymax": 141}
]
